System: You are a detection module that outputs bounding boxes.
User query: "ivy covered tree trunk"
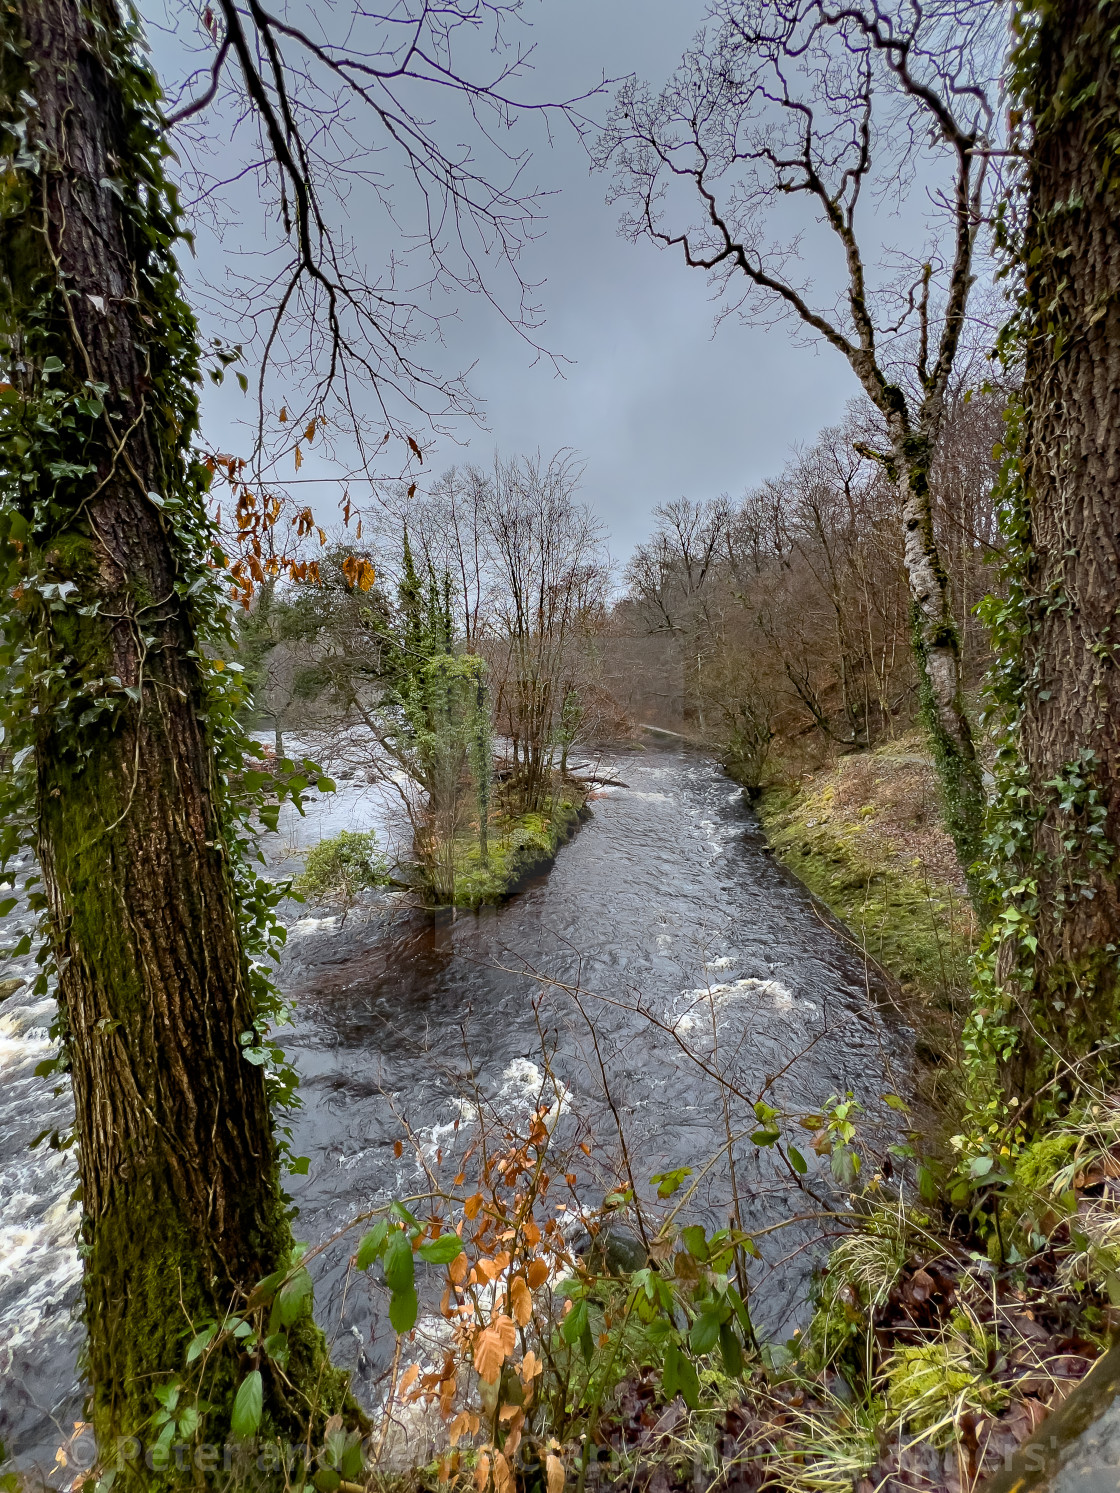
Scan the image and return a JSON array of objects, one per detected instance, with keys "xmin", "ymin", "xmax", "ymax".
[
  {"xmin": 890, "ymin": 425, "xmax": 986, "ymax": 902},
  {"xmin": 0, "ymin": 0, "xmax": 347, "ymax": 1462},
  {"xmin": 993, "ymin": 0, "xmax": 1120, "ymax": 1096}
]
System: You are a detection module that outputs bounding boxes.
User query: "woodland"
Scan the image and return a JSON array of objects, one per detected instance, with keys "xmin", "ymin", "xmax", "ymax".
[{"xmin": 1, "ymin": 0, "xmax": 1120, "ymax": 1490}]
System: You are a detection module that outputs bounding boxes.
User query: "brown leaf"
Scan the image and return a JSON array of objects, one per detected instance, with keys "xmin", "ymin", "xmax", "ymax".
[
  {"xmin": 492, "ymin": 1453, "xmax": 512, "ymax": 1493},
  {"xmin": 448, "ymin": 1411, "xmax": 472, "ymax": 1447},
  {"xmin": 398, "ymin": 1364, "xmax": 420, "ymax": 1398},
  {"xmin": 546, "ymin": 1453, "xmax": 565, "ymax": 1493},
  {"xmin": 528, "ymin": 1259, "xmax": 549, "ymax": 1289},
  {"xmin": 464, "ymin": 1193, "xmax": 484, "ymax": 1220},
  {"xmin": 449, "ymin": 1251, "xmax": 470, "ymax": 1285},
  {"xmin": 474, "ymin": 1451, "xmax": 490, "ymax": 1492},
  {"xmin": 509, "ymin": 1276, "xmax": 532, "ymax": 1327},
  {"xmin": 474, "ymin": 1327, "xmax": 508, "ymax": 1384}
]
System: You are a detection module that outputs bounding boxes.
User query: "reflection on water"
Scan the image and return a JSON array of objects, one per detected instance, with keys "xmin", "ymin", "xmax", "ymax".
[{"xmin": 0, "ymin": 743, "xmax": 910, "ymax": 1475}]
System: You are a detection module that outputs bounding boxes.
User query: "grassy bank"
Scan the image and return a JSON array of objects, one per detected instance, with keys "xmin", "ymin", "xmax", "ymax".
[
  {"xmin": 758, "ymin": 735, "xmax": 978, "ymax": 1016},
  {"xmin": 427, "ymin": 780, "xmax": 589, "ymax": 909}
]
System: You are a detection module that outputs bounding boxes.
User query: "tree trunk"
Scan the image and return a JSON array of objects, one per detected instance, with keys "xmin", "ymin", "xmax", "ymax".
[
  {"xmin": 998, "ymin": 0, "xmax": 1120, "ymax": 1095},
  {"xmin": 892, "ymin": 428, "xmax": 987, "ymax": 905},
  {"xmin": 0, "ymin": 0, "xmax": 347, "ymax": 1457}
]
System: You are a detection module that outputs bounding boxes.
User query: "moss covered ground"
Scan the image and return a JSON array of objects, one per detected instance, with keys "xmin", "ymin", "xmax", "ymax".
[
  {"xmin": 434, "ymin": 781, "xmax": 588, "ymax": 909},
  {"xmin": 758, "ymin": 735, "xmax": 978, "ymax": 1013}
]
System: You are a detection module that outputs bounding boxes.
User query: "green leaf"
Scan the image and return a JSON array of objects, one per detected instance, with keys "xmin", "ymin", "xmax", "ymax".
[
  {"xmin": 317, "ymin": 777, "xmax": 336, "ymax": 794},
  {"xmin": 661, "ymin": 1339, "xmax": 679, "ymax": 1399},
  {"xmin": 680, "ymin": 1226, "xmax": 709, "ymax": 1262},
  {"xmin": 383, "ymin": 1229, "xmax": 415, "ymax": 1294},
  {"xmin": 389, "ymin": 1285, "xmax": 418, "ymax": 1334},
  {"xmin": 42, "ymin": 356, "xmax": 64, "ymax": 374},
  {"xmin": 689, "ymin": 1312, "xmax": 721, "ymax": 1355},
  {"xmin": 882, "ymin": 1093, "xmax": 910, "ymax": 1112},
  {"xmin": 788, "ymin": 1145, "xmax": 807, "ymax": 1175},
  {"xmin": 355, "ymin": 1221, "xmax": 388, "ymax": 1270},
  {"xmin": 185, "ymin": 1326, "xmax": 216, "ymax": 1364},
  {"xmin": 418, "ymin": 1234, "xmax": 464, "ymax": 1265},
  {"xmin": 676, "ymin": 1352, "xmax": 701, "ymax": 1411},
  {"xmin": 969, "ymin": 1155, "xmax": 994, "ymax": 1180},
  {"xmin": 0, "ymin": 899, "xmax": 16, "ymax": 918},
  {"xmin": 277, "ymin": 1266, "xmax": 313, "ymax": 1326},
  {"xmin": 561, "ymin": 1298, "xmax": 588, "ymax": 1345},
  {"xmin": 750, "ymin": 1128, "xmax": 780, "ymax": 1148},
  {"xmin": 650, "ymin": 1167, "xmax": 692, "ymax": 1199},
  {"xmin": 718, "ymin": 1321, "xmax": 744, "ymax": 1378},
  {"xmin": 230, "ymin": 1370, "xmax": 262, "ymax": 1437},
  {"xmin": 288, "ymin": 1155, "xmax": 310, "ymax": 1176}
]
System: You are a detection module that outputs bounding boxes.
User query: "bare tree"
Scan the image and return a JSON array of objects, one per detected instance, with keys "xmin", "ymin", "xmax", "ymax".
[
  {"xmin": 481, "ymin": 453, "xmax": 610, "ymax": 808},
  {"xmin": 599, "ymin": 0, "xmax": 1006, "ymax": 899},
  {"xmin": 0, "ymin": 0, "xmax": 594, "ymax": 1453}
]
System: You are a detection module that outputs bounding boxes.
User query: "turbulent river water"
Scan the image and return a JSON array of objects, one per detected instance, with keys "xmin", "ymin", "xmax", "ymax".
[{"xmin": 0, "ymin": 742, "xmax": 911, "ymax": 1479}]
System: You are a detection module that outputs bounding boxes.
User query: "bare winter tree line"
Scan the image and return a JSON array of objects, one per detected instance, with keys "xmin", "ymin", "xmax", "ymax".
[
  {"xmin": 243, "ymin": 452, "xmax": 618, "ymax": 870},
  {"xmin": 612, "ymin": 387, "xmax": 1008, "ymax": 791}
]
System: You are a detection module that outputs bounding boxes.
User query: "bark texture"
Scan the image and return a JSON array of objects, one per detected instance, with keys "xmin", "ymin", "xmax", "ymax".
[
  {"xmin": 889, "ymin": 422, "xmax": 985, "ymax": 897},
  {"xmin": 0, "ymin": 0, "xmax": 344, "ymax": 1451},
  {"xmin": 1006, "ymin": 0, "xmax": 1120, "ymax": 1088}
]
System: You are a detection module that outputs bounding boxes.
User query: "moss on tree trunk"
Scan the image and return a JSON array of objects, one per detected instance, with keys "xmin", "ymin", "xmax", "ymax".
[
  {"xmin": 991, "ymin": 0, "xmax": 1120, "ymax": 1099},
  {"xmin": 0, "ymin": 0, "xmax": 350, "ymax": 1466}
]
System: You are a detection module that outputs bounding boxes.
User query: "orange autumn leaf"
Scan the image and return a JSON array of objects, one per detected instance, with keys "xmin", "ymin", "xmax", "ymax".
[
  {"xmin": 464, "ymin": 1193, "xmax": 484, "ymax": 1220},
  {"xmin": 398, "ymin": 1363, "xmax": 420, "ymax": 1398},
  {"xmin": 474, "ymin": 1452, "xmax": 490, "ymax": 1493},
  {"xmin": 493, "ymin": 1452, "xmax": 512, "ymax": 1493},
  {"xmin": 473, "ymin": 1315, "xmax": 517, "ymax": 1383},
  {"xmin": 509, "ymin": 1276, "xmax": 532, "ymax": 1327},
  {"xmin": 546, "ymin": 1454, "xmax": 565, "ymax": 1493},
  {"xmin": 527, "ymin": 1259, "xmax": 549, "ymax": 1290},
  {"xmin": 448, "ymin": 1411, "xmax": 472, "ymax": 1447},
  {"xmin": 449, "ymin": 1251, "xmax": 469, "ymax": 1285}
]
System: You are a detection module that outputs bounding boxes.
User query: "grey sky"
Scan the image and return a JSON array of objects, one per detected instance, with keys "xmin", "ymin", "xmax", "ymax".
[{"xmin": 152, "ymin": 0, "xmax": 968, "ymax": 562}]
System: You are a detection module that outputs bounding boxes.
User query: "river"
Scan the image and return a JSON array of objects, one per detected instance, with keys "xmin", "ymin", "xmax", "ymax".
[{"xmin": 0, "ymin": 741, "xmax": 910, "ymax": 1479}]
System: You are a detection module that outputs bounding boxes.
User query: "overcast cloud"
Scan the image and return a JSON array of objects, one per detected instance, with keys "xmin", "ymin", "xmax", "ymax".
[{"xmin": 153, "ymin": 0, "xmax": 964, "ymax": 561}]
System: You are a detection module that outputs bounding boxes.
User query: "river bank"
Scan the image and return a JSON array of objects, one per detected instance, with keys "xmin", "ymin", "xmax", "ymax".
[{"xmin": 2, "ymin": 743, "xmax": 911, "ymax": 1484}]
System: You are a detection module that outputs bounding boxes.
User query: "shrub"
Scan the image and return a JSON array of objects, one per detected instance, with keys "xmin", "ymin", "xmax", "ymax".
[{"xmin": 293, "ymin": 830, "xmax": 388, "ymax": 907}]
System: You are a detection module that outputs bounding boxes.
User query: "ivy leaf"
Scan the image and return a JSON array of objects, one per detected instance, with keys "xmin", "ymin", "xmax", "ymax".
[
  {"xmin": 230, "ymin": 1371, "xmax": 262, "ymax": 1437},
  {"xmin": 277, "ymin": 1266, "xmax": 313, "ymax": 1326},
  {"xmin": 185, "ymin": 1326, "xmax": 216, "ymax": 1364},
  {"xmin": 418, "ymin": 1234, "xmax": 464, "ymax": 1265}
]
